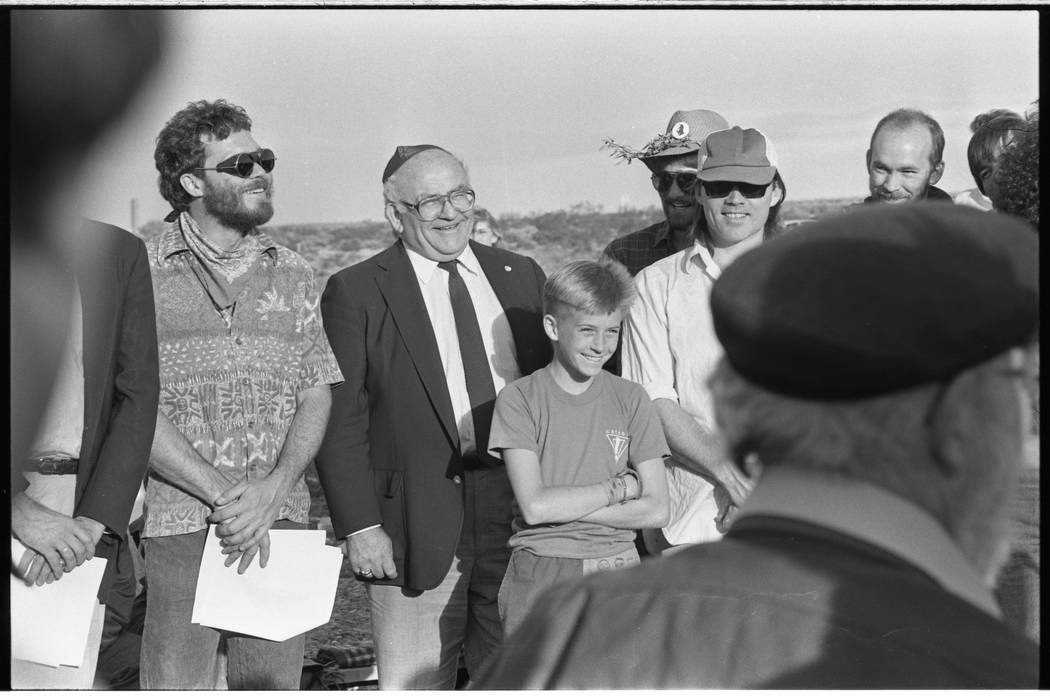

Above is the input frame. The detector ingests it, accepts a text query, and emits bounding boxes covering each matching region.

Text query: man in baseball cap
[599,109,729,379]
[602,109,730,277]
[621,126,785,557]
[475,203,1039,688]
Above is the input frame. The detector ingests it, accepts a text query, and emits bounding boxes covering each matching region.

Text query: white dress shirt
[29,279,84,461]
[405,244,521,457]
[953,187,994,212]
[622,241,724,546]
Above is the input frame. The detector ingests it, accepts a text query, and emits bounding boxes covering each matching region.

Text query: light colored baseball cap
[699,127,779,184]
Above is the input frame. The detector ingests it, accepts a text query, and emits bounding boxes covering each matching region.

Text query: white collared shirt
[953,187,994,212]
[29,278,84,460]
[621,241,724,546]
[404,244,521,456]
[738,465,1002,619]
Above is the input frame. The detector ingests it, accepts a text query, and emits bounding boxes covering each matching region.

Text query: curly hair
[965,109,1026,194]
[154,99,254,212]
[992,105,1039,229]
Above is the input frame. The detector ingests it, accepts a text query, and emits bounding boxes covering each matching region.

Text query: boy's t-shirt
[488,365,670,559]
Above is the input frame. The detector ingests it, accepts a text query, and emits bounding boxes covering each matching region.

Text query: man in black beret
[474,202,1039,689]
[315,145,550,688]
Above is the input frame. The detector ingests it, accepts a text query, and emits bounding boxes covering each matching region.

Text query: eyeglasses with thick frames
[651,172,698,193]
[195,148,276,178]
[701,180,772,199]
[399,188,476,222]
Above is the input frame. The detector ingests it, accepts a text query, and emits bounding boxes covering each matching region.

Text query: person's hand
[716,460,755,507]
[343,527,397,581]
[209,477,284,555]
[74,516,107,547]
[11,494,96,585]
[714,483,740,534]
[221,530,271,574]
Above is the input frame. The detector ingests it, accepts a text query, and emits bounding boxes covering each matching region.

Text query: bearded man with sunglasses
[315,145,550,689]
[140,99,343,689]
[622,127,786,556]
[600,110,729,379]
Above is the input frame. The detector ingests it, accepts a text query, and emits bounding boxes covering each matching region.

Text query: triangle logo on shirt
[606,430,630,462]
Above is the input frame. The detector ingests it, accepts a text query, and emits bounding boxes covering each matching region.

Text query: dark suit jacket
[476,515,1039,689]
[16,220,159,597]
[316,240,550,590]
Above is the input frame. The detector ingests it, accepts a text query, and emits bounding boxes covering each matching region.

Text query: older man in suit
[11,219,159,689]
[315,145,550,689]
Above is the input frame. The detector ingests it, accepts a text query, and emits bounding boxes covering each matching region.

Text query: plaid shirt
[143,220,343,538]
[601,220,679,277]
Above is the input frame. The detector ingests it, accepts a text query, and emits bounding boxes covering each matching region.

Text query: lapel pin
[504,265,512,272]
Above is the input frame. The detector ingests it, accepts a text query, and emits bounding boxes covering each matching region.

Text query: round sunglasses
[195,148,276,178]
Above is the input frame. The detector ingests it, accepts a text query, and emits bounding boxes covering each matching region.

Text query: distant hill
[139,197,860,286]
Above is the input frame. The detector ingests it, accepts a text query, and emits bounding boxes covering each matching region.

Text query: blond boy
[488,259,669,636]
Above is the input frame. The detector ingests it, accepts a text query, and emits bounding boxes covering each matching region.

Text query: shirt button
[452,475,462,485]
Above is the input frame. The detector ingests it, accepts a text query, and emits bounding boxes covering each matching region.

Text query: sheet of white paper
[191,526,342,642]
[10,538,107,668]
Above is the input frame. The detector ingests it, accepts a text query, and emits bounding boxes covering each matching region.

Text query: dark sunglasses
[700,180,771,198]
[195,148,276,178]
[651,172,698,193]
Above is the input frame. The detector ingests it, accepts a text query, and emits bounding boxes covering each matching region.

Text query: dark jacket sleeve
[315,270,382,537]
[75,235,159,536]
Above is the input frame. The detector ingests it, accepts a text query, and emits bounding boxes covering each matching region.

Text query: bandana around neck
[178,212,264,312]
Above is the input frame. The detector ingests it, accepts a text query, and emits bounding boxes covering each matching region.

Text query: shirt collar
[736,466,1002,619]
[682,239,722,279]
[404,242,482,286]
[650,220,672,249]
[158,215,278,261]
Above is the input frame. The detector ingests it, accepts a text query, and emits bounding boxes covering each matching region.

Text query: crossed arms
[503,449,669,530]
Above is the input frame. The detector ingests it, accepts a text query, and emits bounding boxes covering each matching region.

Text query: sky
[64,8,1039,230]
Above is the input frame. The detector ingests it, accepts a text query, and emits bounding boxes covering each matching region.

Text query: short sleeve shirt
[144,222,343,537]
[488,366,669,559]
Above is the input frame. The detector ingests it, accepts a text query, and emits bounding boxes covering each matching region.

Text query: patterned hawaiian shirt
[143,220,343,537]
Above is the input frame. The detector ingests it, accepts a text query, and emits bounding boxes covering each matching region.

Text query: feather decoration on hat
[602,134,699,163]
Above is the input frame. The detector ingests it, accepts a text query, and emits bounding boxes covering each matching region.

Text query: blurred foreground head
[11,10,167,238]
[709,203,1038,581]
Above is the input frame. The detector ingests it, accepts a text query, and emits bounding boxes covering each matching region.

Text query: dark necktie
[437,260,498,467]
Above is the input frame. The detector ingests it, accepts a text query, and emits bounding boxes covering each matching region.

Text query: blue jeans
[140,521,306,689]
[367,466,512,689]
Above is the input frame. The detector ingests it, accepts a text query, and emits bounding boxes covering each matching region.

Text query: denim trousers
[367,466,513,689]
[139,521,306,689]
